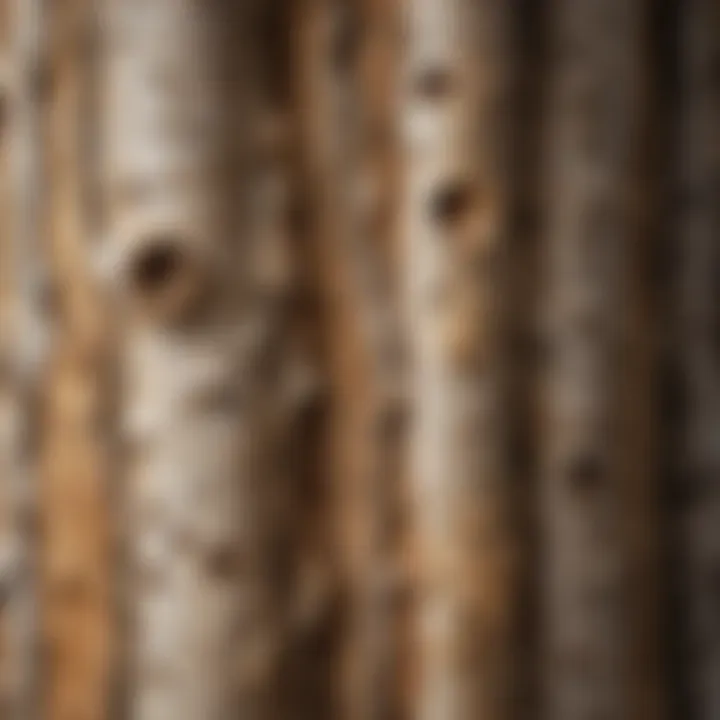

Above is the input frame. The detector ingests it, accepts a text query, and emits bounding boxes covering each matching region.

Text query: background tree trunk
[675,2,720,717]
[538,1,646,718]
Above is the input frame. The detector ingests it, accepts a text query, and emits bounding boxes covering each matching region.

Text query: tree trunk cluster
[0,1,717,719]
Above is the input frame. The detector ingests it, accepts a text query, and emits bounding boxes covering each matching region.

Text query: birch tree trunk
[675,2,720,717]
[539,1,645,717]
[101,1,295,717]
[400,1,518,717]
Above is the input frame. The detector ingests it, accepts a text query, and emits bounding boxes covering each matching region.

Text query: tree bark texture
[0,3,710,720]
[298,1,411,718]
[675,1,720,718]
[6,0,51,716]
[101,1,297,717]
[400,0,518,718]
[539,1,646,718]
[41,0,113,718]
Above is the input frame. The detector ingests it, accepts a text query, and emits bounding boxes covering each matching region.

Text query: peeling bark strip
[6,0,50,717]
[400,1,517,718]
[101,2,294,718]
[539,1,644,718]
[676,1,720,717]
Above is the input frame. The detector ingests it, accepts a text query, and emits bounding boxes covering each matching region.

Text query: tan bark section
[354,1,410,717]
[297,0,410,717]
[41,1,114,718]
[400,0,518,718]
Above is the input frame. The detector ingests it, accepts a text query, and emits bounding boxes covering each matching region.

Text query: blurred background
[0,0,717,719]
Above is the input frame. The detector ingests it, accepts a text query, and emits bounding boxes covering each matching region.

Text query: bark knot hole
[129,233,205,324]
[414,67,454,100]
[568,453,605,493]
[205,543,247,581]
[133,241,183,293]
[430,180,474,228]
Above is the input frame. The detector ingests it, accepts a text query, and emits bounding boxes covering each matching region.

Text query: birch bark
[102,2,295,717]
[400,0,518,717]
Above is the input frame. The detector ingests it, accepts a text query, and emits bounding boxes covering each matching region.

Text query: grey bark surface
[539,1,645,718]
[675,2,720,717]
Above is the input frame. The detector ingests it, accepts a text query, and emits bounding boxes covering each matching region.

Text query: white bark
[400,0,517,718]
[101,2,294,718]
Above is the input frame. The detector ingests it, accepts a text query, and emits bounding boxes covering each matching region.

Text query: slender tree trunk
[509,3,548,716]
[400,0,518,718]
[42,1,114,718]
[619,10,668,717]
[538,1,645,717]
[298,1,410,717]
[675,1,720,717]
[352,2,410,715]
[101,1,295,717]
